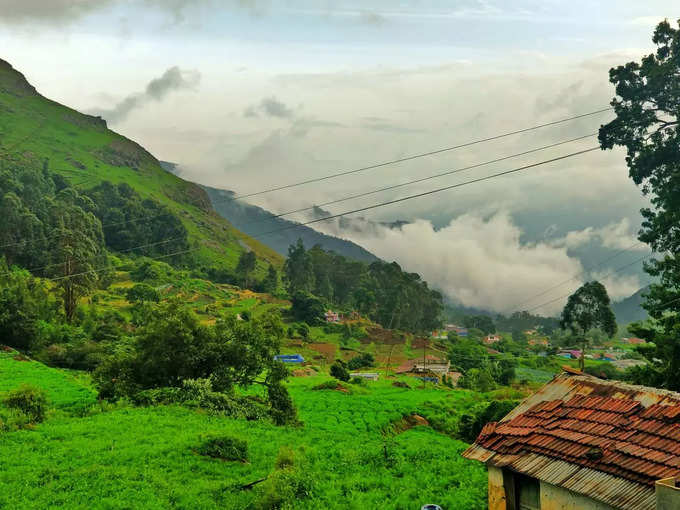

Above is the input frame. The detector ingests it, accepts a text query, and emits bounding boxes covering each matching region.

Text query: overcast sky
[1,1,676,314]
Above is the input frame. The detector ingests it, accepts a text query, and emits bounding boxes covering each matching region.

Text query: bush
[349,376,366,385]
[4,384,48,423]
[458,399,518,443]
[197,435,248,462]
[312,380,342,391]
[347,352,374,370]
[132,379,270,421]
[126,283,160,304]
[330,361,350,382]
[253,449,314,510]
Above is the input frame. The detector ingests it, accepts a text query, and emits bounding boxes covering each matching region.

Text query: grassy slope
[0,59,282,272]
[0,350,96,413]
[0,355,486,510]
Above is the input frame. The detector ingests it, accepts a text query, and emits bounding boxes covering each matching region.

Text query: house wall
[488,466,508,510]
[539,482,616,510]
[656,478,680,510]
[486,467,616,510]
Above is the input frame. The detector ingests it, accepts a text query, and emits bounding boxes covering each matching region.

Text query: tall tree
[283,239,314,294]
[48,189,106,321]
[560,281,617,371]
[236,250,257,289]
[261,263,279,293]
[599,19,680,387]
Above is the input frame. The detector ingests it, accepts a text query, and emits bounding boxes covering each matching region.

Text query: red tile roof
[463,373,680,510]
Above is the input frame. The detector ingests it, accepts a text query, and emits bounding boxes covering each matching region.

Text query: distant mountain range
[160,163,379,263]
[612,286,649,325]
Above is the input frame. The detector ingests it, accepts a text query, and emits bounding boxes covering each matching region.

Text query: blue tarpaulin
[274,354,305,363]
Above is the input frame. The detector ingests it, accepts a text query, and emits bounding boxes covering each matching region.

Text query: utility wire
[241,133,597,228]
[510,240,645,311]
[40,147,600,282]
[229,107,612,201]
[251,147,601,239]
[525,252,654,314]
[0,237,186,278]
[0,110,609,251]
[48,247,198,282]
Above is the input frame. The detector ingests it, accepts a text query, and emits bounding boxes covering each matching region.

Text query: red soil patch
[1,345,13,352]
[308,343,336,361]
[13,354,30,362]
[359,327,406,345]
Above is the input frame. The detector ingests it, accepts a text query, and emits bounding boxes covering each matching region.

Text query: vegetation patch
[197,435,249,462]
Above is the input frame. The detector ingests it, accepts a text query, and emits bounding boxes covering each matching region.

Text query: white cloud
[551,218,646,252]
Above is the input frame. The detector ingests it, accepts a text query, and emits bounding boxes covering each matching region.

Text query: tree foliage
[84,181,189,257]
[283,240,442,333]
[599,19,680,389]
[560,281,616,370]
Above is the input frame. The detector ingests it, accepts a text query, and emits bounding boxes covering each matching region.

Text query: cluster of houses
[395,355,462,385]
[432,324,469,339]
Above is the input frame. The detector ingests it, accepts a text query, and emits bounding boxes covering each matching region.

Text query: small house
[273,354,305,363]
[463,371,680,510]
[445,324,469,337]
[622,337,647,345]
[484,334,502,345]
[325,310,340,323]
[395,356,451,378]
[350,372,379,381]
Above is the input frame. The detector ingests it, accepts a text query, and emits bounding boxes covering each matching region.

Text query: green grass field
[0,355,486,510]
[0,350,97,414]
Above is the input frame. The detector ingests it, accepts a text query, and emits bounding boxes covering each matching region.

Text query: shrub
[4,384,48,423]
[125,283,160,304]
[268,382,298,426]
[458,399,518,443]
[197,435,248,462]
[253,449,314,510]
[347,352,374,370]
[330,361,350,382]
[349,376,366,385]
[312,380,343,390]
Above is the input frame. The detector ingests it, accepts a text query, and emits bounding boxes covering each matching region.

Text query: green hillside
[0,352,486,510]
[0,58,281,272]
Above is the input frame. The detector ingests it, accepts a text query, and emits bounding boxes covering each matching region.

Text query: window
[516,474,540,510]
[503,471,541,510]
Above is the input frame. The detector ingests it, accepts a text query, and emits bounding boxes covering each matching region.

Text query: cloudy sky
[1,1,676,314]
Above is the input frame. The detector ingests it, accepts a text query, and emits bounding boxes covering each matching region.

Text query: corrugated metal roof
[463,373,680,510]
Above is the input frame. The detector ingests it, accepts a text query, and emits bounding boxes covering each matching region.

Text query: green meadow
[0,353,486,510]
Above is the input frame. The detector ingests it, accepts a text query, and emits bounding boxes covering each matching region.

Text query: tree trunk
[580,336,586,372]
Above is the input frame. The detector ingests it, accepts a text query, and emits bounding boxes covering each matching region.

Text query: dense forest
[283,240,443,333]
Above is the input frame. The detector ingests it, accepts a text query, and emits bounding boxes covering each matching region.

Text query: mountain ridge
[0,58,282,273]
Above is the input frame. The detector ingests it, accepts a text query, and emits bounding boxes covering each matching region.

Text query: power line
[251,147,601,239]
[48,247,198,282]
[524,252,654,314]
[242,132,597,228]
[510,240,645,312]
[0,237,186,278]
[229,107,612,201]
[39,147,600,282]
[0,110,609,252]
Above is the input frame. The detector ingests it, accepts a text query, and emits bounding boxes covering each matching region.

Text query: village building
[444,324,469,337]
[528,338,549,347]
[324,310,340,323]
[622,337,647,345]
[484,334,502,345]
[395,356,452,378]
[273,354,305,363]
[557,349,582,359]
[463,371,680,510]
[349,372,379,381]
[611,359,647,371]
